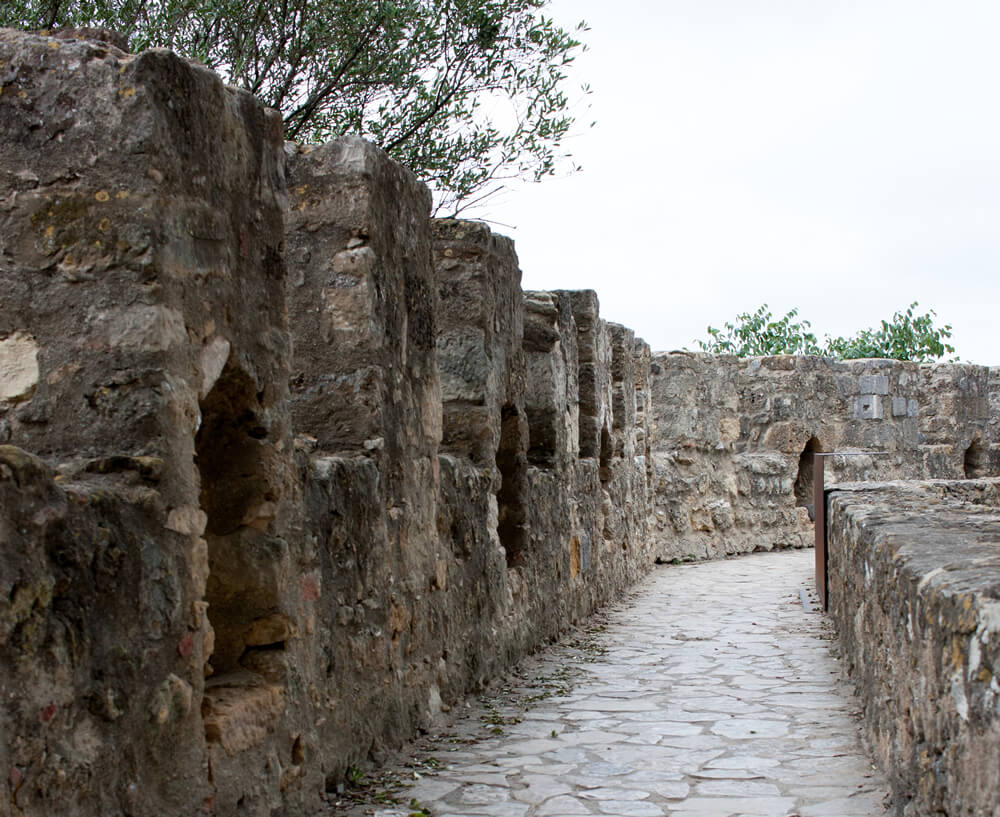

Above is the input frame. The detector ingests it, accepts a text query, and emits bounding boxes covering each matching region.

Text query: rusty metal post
[811,450,888,612]
[813,453,827,611]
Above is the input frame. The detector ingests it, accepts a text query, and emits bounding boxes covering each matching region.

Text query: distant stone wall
[826,480,1000,816]
[648,353,999,561]
[0,29,653,817]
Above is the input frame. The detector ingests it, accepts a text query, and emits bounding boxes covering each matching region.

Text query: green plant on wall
[0,0,590,216]
[696,302,954,362]
[697,304,822,357]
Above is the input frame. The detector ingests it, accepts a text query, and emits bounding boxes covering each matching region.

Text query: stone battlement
[0,29,653,816]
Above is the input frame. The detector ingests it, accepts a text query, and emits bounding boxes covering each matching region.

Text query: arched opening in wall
[964,439,989,478]
[196,362,284,683]
[598,427,613,485]
[794,437,823,510]
[496,404,527,568]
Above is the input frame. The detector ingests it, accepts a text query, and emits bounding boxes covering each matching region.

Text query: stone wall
[648,353,999,561]
[826,480,1000,816]
[0,30,653,817]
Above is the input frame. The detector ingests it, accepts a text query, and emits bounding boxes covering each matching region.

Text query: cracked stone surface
[339,550,890,817]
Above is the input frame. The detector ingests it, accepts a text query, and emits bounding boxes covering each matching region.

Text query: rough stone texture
[0,27,289,817]
[648,353,999,561]
[826,479,1000,816]
[0,29,654,817]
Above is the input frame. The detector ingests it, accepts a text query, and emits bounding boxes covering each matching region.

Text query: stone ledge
[827,478,1000,816]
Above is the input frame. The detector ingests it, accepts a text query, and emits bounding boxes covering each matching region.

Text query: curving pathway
[342,549,890,817]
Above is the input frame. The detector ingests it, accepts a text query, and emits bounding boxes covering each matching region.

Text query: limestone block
[858,374,890,395]
[1,28,294,817]
[203,674,285,755]
[0,333,39,402]
[853,395,884,420]
[523,292,579,467]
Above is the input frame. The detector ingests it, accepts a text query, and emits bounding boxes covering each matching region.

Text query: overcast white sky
[485,0,1000,364]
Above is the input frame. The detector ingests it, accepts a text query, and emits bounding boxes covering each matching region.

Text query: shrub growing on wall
[696,302,954,362]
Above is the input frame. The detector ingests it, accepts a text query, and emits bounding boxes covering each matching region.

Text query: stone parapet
[648,353,998,562]
[826,479,1000,816]
[0,28,654,817]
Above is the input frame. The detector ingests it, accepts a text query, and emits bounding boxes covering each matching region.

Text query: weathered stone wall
[826,480,1000,816]
[0,29,653,817]
[0,27,289,816]
[649,353,999,561]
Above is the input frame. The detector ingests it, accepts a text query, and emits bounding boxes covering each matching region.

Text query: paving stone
[594,800,664,816]
[343,550,891,817]
[579,786,652,800]
[710,719,790,738]
[694,779,783,796]
[577,761,634,778]
[535,795,595,815]
[460,783,512,804]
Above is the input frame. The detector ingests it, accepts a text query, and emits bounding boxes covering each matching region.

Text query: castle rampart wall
[0,29,653,816]
[649,353,999,561]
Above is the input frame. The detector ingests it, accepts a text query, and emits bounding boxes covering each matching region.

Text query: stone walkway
[339,550,890,817]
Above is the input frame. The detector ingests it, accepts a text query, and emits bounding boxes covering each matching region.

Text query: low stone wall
[0,29,653,817]
[827,479,1000,816]
[648,353,999,562]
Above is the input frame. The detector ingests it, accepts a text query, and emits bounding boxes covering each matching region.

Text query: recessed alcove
[964,439,989,479]
[496,404,527,568]
[599,427,613,485]
[197,365,287,653]
[794,437,824,509]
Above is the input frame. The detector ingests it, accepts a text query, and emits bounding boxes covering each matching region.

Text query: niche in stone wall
[196,362,286,682]
[794,437,824,510]
[599,427,613,485]
[496,404,527,568]
[965,438,990,479]
[526,404,556,467]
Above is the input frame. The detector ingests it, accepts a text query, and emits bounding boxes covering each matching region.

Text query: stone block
[0,27,296,817]
[566,291,612,460]
[858,374,890,395]
[853,395,884,420]
[892,396,909,417]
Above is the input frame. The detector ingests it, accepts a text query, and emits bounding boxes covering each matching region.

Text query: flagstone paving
[338,549,890,817]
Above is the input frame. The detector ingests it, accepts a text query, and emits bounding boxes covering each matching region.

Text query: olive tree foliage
[1,0,589,214]
[696,303,955,362]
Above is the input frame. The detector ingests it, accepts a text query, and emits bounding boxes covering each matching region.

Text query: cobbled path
[340,549,890,817]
